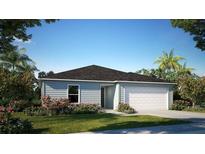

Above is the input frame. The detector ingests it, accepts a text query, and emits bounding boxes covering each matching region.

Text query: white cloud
[14,37,32,44]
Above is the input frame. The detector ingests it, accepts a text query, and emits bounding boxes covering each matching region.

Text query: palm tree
[178,63,194,75]
[136,68,151,76]
[154,49,184,72]
[0,48,37,72]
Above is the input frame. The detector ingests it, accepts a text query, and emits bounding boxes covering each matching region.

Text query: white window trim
[67,84,81,103]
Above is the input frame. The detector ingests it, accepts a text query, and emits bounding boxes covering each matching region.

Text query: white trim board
[40,78,176,85]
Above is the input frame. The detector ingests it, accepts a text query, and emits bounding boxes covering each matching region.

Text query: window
[68,85,79,103]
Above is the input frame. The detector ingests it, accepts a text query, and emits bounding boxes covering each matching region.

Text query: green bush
[118,103,135,114]
[200,102,205,108]
[177,77,205,107]
[0,118,33,134]
[10,99,41,112]
[171,100,192,111]
[72,104,101,114]
[24,107,49,116]
[0,68,36,101]
[24,104,102,116]
[12,100,33,112]
[183,107,205,112]
[31,99,41,107]
[59,104,75,114]
[0,98,11,106]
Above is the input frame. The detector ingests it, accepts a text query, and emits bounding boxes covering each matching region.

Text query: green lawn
[14,113,187,134]
[183,108,205,113]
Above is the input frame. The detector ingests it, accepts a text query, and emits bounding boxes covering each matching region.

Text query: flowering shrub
[118,103,135,114]
[0,105,14,123]
[24,103,102,116]
[41,96,70,109]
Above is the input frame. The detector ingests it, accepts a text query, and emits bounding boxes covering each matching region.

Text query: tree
[136,68,154,77]
[0,19,57,53]
[171,19,205,51]
[154,49,184,72]
[0,68,36,100]
[0,48,36,72]
[178,63,194,76]
[46,71,54,76]
[38,71,46,78]
[38,71,54,78]
[177,76,205,107]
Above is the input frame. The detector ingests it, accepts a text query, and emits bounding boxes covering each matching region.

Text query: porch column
[168,87,173,110]
[113,83,120,110]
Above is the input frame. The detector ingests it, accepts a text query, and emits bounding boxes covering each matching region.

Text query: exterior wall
[43,80,102,105]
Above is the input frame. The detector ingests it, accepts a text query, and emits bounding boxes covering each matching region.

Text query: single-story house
[39,65,175,111]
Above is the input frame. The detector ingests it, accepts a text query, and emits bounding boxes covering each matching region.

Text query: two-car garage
[122,84,171,111]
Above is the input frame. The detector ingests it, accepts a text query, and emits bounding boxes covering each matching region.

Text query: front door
[101,87,105,108]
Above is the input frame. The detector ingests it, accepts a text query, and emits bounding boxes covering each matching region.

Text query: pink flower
[6,106,14,113]
[0,106,5,112]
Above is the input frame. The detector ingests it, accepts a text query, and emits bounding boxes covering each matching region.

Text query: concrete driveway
[92,122,205,134]
[90,110,205,134]
[135,110,205,122]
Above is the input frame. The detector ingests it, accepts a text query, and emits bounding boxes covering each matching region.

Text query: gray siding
[43,81,102,105]
[80,83,101,104]
[45,81,67,98]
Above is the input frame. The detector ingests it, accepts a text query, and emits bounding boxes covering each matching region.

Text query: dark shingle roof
[45,65,169,83]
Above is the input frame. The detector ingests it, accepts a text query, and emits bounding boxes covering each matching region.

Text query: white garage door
[125,86,168,110]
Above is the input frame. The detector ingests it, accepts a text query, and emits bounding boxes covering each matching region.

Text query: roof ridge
[52,65,128,75]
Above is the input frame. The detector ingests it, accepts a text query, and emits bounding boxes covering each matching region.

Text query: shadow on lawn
[28,113,119,123]
[90,121,161,132]
[30,128,50,134]
[89,119,187,132]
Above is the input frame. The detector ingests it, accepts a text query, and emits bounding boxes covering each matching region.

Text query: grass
[14,112,187,134]
[183,108,205,113]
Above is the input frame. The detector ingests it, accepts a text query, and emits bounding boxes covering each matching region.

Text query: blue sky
[20,19,205,76]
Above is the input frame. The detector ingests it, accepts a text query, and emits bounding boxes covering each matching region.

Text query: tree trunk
[12,64,15,71]
[192,101,196,108]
